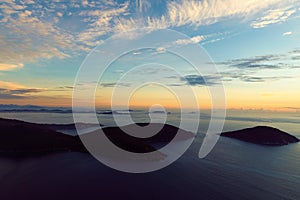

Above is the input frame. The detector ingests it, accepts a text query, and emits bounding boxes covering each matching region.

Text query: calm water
[0,111,299,199]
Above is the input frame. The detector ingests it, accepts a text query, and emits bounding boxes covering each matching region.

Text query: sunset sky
[0,0,300,111]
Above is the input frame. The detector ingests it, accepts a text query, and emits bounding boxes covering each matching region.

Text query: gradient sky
[0,0,300,111]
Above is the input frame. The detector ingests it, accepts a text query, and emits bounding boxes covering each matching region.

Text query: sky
[0,0,300,111]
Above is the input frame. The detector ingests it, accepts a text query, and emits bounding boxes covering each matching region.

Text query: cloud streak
[0,63,23,71]
[0,81,45,99]
[283,31,293,36]
[240,76,293,83]
[0,87,43,99]
[218,51,300,70]
[162,0,299,28]
[181,75,220,86]
[174,35,205,45]
[251,7,296,28]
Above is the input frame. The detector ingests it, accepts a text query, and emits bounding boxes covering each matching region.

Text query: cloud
[57,12,63,17]
[99,82,131,88]
[181,75,220,86]
[82,0,88,7]
[0,81,45,99]
[292,56,300,60]
[0,0,130,65]
[1,0,300,67]
[77,2,130,46]
[215,49,300,73]
[155,47,166,53]
[0,63,23,71]
[216,51,300,71]
[217,50,300,83]
[77,0,300,41]
[0,81,26,90]
[165,0,298,28]
[290,49,300,54]
[283,31,293,36]
[284,107,300,111]
[0,1,74,65]
[11,88,43,94]
[0,90,26,99]
[219,70,294,83]
[240,76,292,82]
[174,35,205,45]
[251,8,296,28]
[0,87,43,99]
[218,54,284,69]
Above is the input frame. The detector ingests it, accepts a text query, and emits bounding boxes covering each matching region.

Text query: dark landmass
[0,118,87,154]
[0,118,194,156]
[43,122,101,132]
[221,126,299,145]
[101,123,194,153]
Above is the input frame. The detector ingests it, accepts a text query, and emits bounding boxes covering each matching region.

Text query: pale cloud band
[283,31,293,36]
[0,63,23,71]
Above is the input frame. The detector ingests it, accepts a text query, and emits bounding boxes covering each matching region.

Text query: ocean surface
[0,110,299,199]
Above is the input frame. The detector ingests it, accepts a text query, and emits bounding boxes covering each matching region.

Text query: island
[221,126,299,146]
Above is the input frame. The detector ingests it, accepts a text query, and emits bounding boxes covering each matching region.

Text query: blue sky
[0,0,300,110]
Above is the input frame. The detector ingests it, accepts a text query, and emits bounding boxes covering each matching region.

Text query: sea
[0,109,299,199]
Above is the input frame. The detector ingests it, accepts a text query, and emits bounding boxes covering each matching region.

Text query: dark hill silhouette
[0,118,194,155]
[221,126,299,145]
[101,123,194,153]
[0,118,87,154]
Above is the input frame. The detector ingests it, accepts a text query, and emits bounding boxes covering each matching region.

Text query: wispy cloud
[283,31,293,36]
[181,75,220,86]
[99,82,131,88]
[77,2,130,46]
[216,50,300,83]
[251,7,296,28]
[218,54,283,69]
[218,51,300,70]
[0,80,45,99]
[240,75,293,83]
[165,0,299,28]
[0,0,129,66]
[1,0,299,67]
[174,35,205,45]
[0,81,27,90]
[0,63,23,71]
[0,86,43,99]
[0,1,74,66]
[107,0,300,35]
